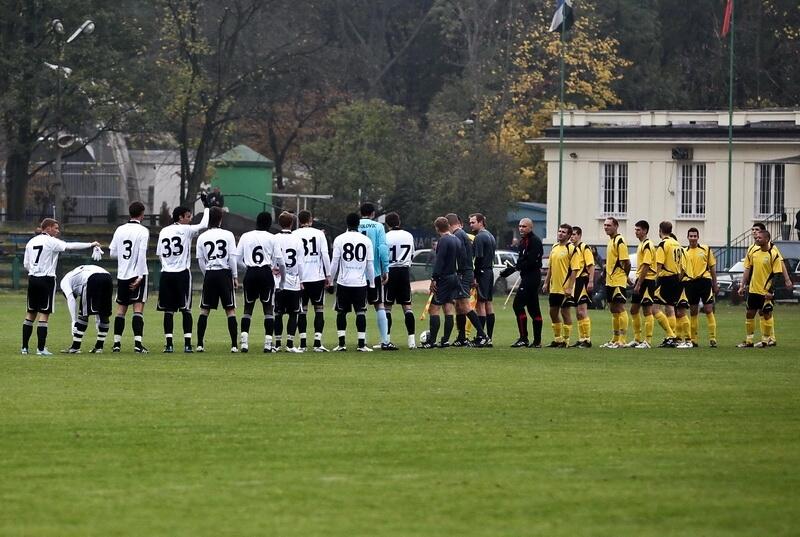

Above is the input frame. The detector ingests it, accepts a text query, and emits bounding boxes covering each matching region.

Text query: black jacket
[502,233,543,281]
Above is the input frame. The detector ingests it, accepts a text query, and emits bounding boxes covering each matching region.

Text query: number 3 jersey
[109,220,150,280]
[331,231,374,287]
[156,209,209,272]
[196,227,238,277]
[274,230,305,291]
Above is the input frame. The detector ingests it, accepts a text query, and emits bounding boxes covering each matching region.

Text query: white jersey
[109,220,150,280]
[236,230,284,268]
[24,233,94,277]
[293,226,331,282]
[331,231,375,287]
[196,227,238,276]
[274,230,305,291]
[156,209,209,272]
[60,265,109,324]
[386,229,415,268]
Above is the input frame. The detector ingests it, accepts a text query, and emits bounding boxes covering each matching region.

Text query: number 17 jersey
[386,229,415,268]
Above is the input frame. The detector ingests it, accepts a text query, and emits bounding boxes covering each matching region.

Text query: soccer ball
[419,330,431,344]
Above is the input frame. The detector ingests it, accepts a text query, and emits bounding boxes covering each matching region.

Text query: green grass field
[1,292,799,536]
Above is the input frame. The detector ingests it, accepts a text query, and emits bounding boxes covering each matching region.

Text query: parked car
[718,257,800,303]
[410,248,521,294]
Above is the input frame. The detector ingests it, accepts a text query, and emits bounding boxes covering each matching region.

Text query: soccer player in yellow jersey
[746,222,792,344]
[627,220,658,348]
[654,222,684,347]
[684,228,719,347]
[737,230,791,347]
[542,224,580,347]
[569,226,595,348]
[601,217,630,348]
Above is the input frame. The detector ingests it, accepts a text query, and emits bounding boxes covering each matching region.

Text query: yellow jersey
[548,242,580,294]
[684,244,716,280]
[744,245,783,296]
[636,238,657,281]
[573,242,595,278]
[655,237,683,277]
[606,234,629,287]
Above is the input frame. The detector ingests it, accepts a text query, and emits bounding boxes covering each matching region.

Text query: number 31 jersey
[386,229,415,268]
[156,209,209,272]
[293,226,331,283]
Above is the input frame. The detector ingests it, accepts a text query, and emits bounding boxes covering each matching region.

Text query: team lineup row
[19,199,792,355]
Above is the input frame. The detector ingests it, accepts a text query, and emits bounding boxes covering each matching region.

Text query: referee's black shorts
[476,270,494,301]
[157,270,192,312]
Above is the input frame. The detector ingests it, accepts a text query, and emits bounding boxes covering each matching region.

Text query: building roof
[212,145,274,168]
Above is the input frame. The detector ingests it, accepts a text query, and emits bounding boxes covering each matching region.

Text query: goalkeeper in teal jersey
[358,202,396,350]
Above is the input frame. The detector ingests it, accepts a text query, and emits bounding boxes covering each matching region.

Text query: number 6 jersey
[156,209,209,272]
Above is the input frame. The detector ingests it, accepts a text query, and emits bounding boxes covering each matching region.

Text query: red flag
[721,0,733,37]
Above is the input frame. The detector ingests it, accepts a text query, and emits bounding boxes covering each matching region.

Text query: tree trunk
[5,150,32,221]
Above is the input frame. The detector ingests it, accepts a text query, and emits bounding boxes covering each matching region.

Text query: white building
[531,110,800,248]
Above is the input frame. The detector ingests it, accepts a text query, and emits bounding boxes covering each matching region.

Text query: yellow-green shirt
[744,245,783,295]
[549,242,580,294]
[606,234,629,287]
[684,244,716,280]
[636,238,657,281]
[656,237,683,277]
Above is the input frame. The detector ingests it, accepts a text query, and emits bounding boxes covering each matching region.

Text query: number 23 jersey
[196,227,238,275]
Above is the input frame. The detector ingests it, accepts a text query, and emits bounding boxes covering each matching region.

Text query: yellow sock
[745,319,755,342]
[690,315,699,343]
[576,318,585,340]
[562,323,572,343]
[766,317,775,340]
[668,315,677,334]
[612,313,620,341]
[654,311,675,338]
[706,312,717,341]
[644,313,654,344]
[679,316,690,341]
[552,322,562,341]
[632,311,641,342]
[585,317,592,340]
[759,319,769,342]
[618,311,628,343]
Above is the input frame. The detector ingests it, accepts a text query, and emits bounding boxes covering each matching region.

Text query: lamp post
[48,18,95,220]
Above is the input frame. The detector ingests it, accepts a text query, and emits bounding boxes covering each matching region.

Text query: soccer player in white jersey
[236,211,285,353]
[331,213,375,352]
[273,212,306,352]
[384,212,416,348]
[109,201,150,353]
[21,218,100,355]
[59,265,113,354]
[294,210,332,351]
[156,203,210,353]
[196,207,239,352]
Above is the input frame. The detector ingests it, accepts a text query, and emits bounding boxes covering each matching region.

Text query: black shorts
[243,266,275,305]
[200,269,235,310]
[157,270,192,312]
[549,293,571,308]
[654,275,681,306]
[82,273,113,317]
[432,274,460,306]
[275,289,302,314]
[632,279,657,305]
[336,285,368,312]
[606,285,628,304]
[476,270,494,301]
[457,271,473,300]
[685,278,715,306]
[27,275,56,314]
[301,280,326,307]
[116,276,148,305]
[572,276,591,306]
[746,292,773,313]
[385,267,412,306]
[367,276,385,304]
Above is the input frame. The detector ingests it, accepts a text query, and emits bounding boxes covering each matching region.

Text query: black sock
[443,314,454,343]
[533,314,543,345]
[114,315,125,341]
[456,314,466,340]
[466,310,485,338]
[37,321,48,351]
[386,311,393,335]
[265,315,274,337]
[164,313,174,346]
[486,313,495,338]
[337,312,347,346]
[356,312,366,347]
[287,313,298,342]
[22,319,33,349]
[241,314,251,334]
[132,313,144,348]
[298,313,307,346]
[182,311,193,346]
[72,317,88,350]
[97,316,109,349]
[197,314,208,347]
[314,311,324,335]
[274,314,284,337]
[429,315,441,343]
[478,315,487,331]
[227,315,238,347]
[404,310,415,335]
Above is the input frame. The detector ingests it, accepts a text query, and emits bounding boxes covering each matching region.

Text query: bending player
[60,264,113,354]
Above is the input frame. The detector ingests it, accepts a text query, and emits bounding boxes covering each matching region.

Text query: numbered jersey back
[24,233,67,277]
[293,226,329,282]
[386,229,415,268]
[157,223,197,272]
[275,231,305,291]
[236,230,282,269]
[196,228,236,271]
[333,231,374,287]
[110,221,149,280]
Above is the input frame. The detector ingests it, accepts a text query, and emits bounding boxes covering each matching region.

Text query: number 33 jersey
[331,231,374,287]
[156,210,209,272]
[274,230,305,291]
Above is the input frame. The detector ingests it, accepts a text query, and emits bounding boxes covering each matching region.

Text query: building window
[600,162,628,217]
[755,163,785,219]
[677,163,706,218]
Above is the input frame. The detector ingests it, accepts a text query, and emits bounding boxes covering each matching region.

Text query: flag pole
[557,14,566,226]
[725,0,735,268]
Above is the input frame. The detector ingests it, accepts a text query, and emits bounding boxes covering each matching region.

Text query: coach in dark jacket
[501,218,543,347]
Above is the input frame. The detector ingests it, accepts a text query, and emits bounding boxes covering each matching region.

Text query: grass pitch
[1,292,799,536]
